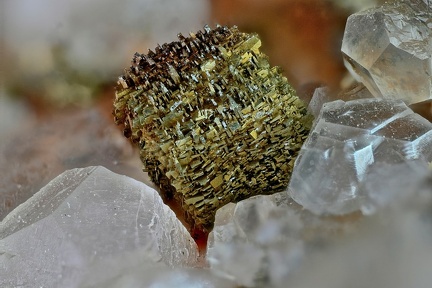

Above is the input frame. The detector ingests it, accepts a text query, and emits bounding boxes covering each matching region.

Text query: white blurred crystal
[209,160,432,288]
[82,259,235,288]
[286,171,432,288]
[207,192,361,288]
[341,0,432,104]
[288,98,432,215]
[0,166,198,287]
[207,193,304,287]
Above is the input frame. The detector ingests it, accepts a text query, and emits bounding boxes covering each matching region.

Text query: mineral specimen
[0,167,198,287]
[207,192,305,287]
[114,25,311,230]
[285,169,432,288]
[207,191,359,287]
[341,0,432,104]
[209,160,432,288]
[288,98,432,215]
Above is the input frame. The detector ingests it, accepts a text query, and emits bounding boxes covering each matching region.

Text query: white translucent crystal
[358,160,429,214]
[285,170,432,288]
[341,0,432,104]
[288,98,432,215]
[308,87,332,118]
[207,191,363,288]
[82,260,235,288]
[209,161,432,288]
[207,193,304,287]
[0,166,198,287]
[308,84,375,119]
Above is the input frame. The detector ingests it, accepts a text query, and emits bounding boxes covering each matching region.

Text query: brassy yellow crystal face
[114,25,312,231]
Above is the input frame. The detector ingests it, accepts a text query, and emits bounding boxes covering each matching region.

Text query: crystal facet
[0,167,198,287]
[288,98,432,215]
[114,25,312,230]
[341,0,432,104]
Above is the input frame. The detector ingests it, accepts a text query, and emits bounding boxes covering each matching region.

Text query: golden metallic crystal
[114,25,312,231]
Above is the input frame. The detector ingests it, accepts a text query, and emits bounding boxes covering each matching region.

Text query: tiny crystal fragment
[114,25,311,230]
[341,0,432,104]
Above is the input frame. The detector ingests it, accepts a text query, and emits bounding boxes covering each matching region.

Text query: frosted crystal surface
[286,170,432,288]
[341,0,432,104]
[207,192,354,287]
[288,98,432,215]
[82,257,235,288]
[207,193,303,287]
[209,163,432,288]
[0,166,198,287]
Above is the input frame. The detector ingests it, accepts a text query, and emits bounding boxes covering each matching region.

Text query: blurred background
[0,0,382,220]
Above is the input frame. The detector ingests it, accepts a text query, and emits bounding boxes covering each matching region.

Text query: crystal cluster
[114,25,311,230]
[0,167,198,287]
[288,98,432,215]
[341,0,432,104]
[208,160,432,288]
[285,169,432,288]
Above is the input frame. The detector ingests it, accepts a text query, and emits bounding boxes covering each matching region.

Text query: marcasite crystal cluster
[114,25,311,230]
[342,0,432,104]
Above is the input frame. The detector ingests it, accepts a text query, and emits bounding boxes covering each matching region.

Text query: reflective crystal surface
[288,98,432,215]
[341,0,432,104]
[0,166,198,287]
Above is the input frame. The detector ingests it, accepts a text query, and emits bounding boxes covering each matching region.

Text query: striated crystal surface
[0,166,198,287]
[114,25,312,230]
[288,98,432,215]
[341,0,432,104]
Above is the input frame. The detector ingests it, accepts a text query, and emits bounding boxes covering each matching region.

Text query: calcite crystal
[0,167,198,287]
[208,158,432,288]
[114,25,311,230]
[288,98,432,215]
[207,191,360,287]
[341,0,432,104]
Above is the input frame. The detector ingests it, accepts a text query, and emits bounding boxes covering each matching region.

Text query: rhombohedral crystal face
[114,25,312,231]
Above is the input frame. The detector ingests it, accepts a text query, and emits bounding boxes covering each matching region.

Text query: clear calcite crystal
[288,98,432,215]
[0,167,198,287]
[341,0,432,104]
